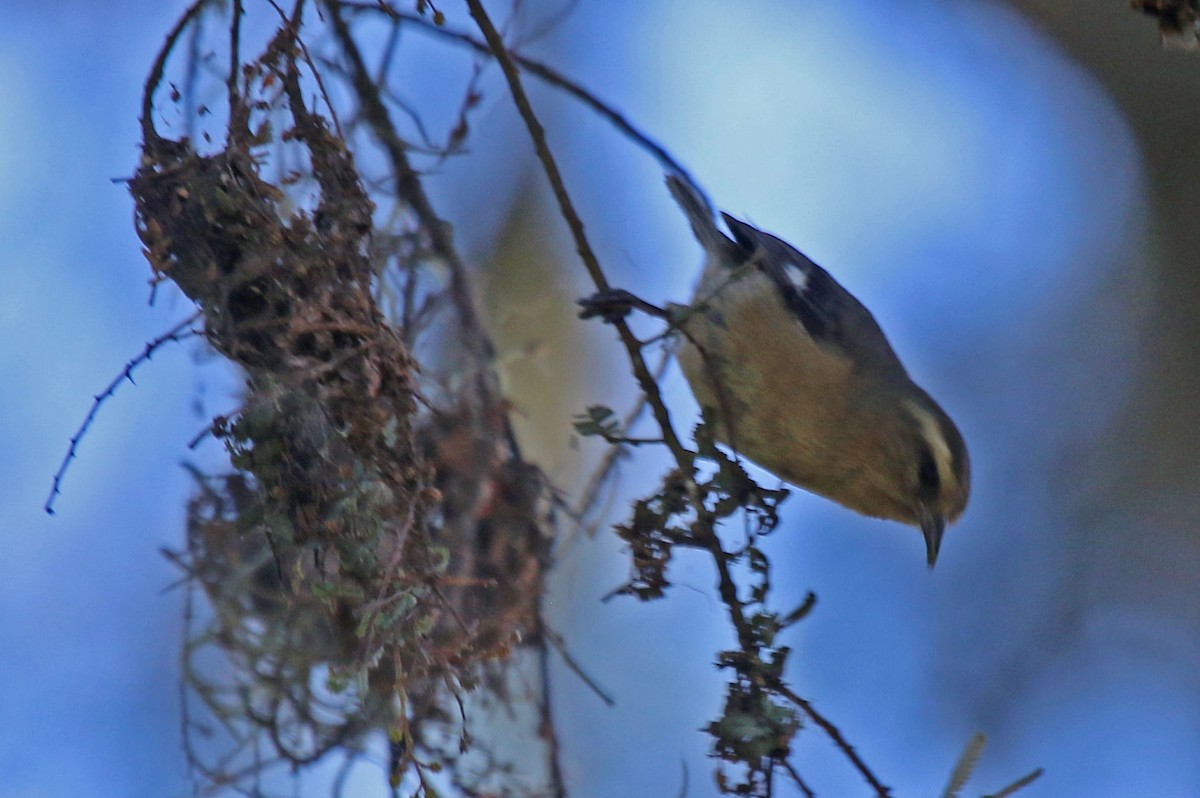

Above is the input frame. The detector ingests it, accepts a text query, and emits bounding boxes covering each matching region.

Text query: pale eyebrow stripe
[905,399,955,490]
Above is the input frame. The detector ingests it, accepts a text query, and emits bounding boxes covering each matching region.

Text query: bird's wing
[720,213,908,377]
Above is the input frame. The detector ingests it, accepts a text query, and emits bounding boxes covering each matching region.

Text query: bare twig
[779,757,815,798]
[142,0,209,146]
[774,684,891,797]
[463,0,692,473]
[228,0,243,113]
[341,1,709,209]
[263,0,346,140]
[536,617,569,798]
[324,0,494,368]
[325,0,528,487]
[510,0,581,49]
[45,312,202,514]
[544,626,616,707]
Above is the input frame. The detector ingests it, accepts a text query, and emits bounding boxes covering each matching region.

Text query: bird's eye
[917,445,940,501]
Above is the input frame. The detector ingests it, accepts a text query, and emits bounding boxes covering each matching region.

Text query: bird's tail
[666,175,731,252]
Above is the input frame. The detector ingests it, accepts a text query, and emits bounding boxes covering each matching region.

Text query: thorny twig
[45,311,202,514]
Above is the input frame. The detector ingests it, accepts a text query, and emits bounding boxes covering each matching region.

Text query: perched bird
[666,176,969,566]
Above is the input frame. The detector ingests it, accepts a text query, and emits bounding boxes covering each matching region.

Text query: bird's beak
[920,511,945,569]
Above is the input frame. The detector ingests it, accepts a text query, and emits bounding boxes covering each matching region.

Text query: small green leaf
[573,405,620,439]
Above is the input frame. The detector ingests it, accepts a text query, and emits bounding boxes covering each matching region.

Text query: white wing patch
[782,260,809,292]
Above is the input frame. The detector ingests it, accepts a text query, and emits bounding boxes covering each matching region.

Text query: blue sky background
[3,1,1195,796]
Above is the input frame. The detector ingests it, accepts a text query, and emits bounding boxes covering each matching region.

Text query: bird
[665,175,969,566]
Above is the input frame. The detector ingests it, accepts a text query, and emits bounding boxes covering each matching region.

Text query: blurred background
[3,0,1199,795]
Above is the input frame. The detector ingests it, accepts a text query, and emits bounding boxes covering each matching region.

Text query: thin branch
[537,611,569,798]
[341,1,709,208]
[324,0,494,367]
[375,14,404,82]
[674,761,689,798]
[699,524,756,647]
[778,757,815,798]
[326,0,530,475]
[775,684,892,797]
[142,0,209,147]
[544,626,616,707]
[462,8,776,777]
[45,312,202,515]
[184,7,204,143]
[265,0,347,140]
[510,0,581,49]
[463,0,693,474]
[228,0,243,113]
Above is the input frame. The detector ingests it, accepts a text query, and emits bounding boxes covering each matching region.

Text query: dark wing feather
[720,213,908,377]
[667,175,739,257]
